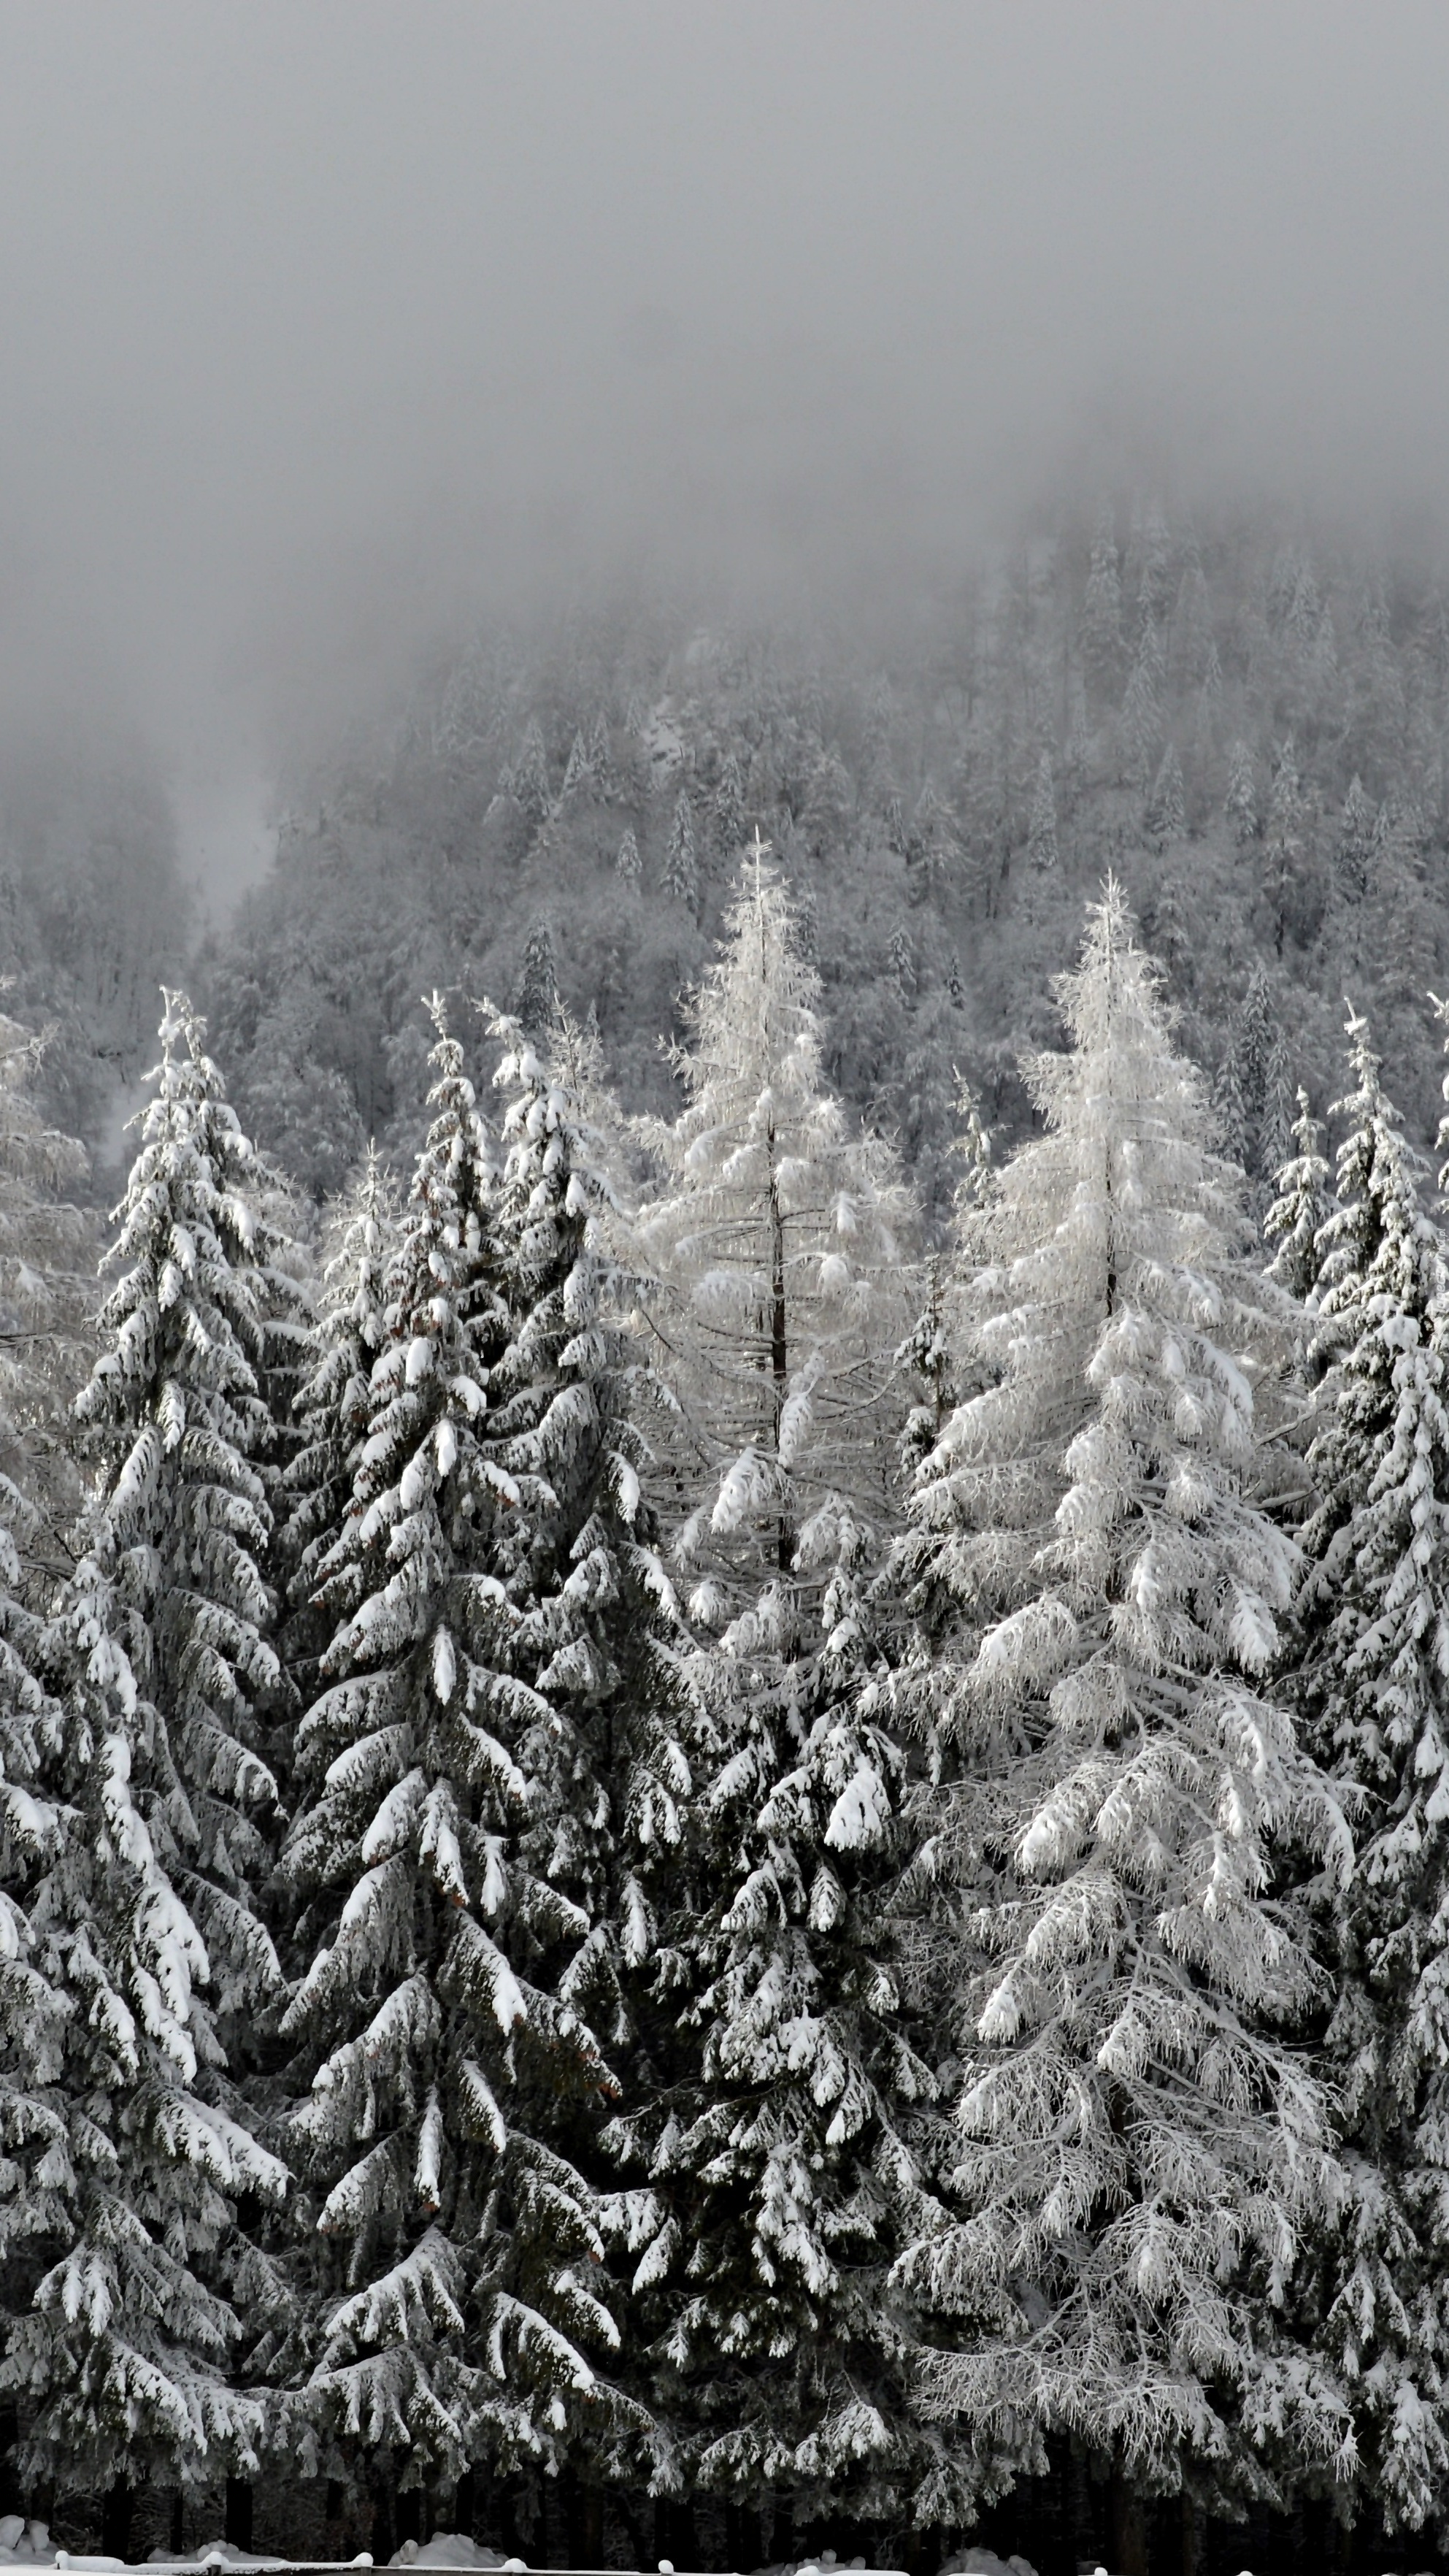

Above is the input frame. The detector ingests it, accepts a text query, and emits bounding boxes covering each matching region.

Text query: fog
[1,1,1446,891]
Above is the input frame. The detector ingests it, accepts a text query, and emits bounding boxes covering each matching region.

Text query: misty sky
[1,1,1447,886]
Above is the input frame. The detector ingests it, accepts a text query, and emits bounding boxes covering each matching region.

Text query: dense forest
[0,499,1448,2576]
[193,497,1449,1224]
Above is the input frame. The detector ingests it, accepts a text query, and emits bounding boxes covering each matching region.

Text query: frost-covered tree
[1285,1009,1449,2534]
[0,1013,95,1541]
[516,919,558,1035]
[615,829,642,889]
[616,848,958,2524]
[508,718,551,827]
[714,750,745,864]
[560,730,592,807]
[1226,739,1259,846]
[1121,622,1164,792]
[279,1144,400,1709]
[892,886,1352,2534]
[1026,754,1058,873]
[67,993,285,2033]
[278,1002,628,2500]
[1335,775,1377,904]
[1146,741,1185,846]
[663,789,699,914]
[1080,505,1123,699]
[1264,1088,1331,1308]
[0,992,291,2503]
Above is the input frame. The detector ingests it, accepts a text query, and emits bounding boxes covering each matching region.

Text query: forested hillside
[197,499,1449,1219]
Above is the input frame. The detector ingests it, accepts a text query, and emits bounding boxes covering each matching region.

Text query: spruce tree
[1080,505,1123,700]
[1264,1088,1331,1308]
[619,847,965,2526]
[517,920,558,1035]
[1226,739,1259,846]
[1287,1008,1449,2535]
[663,789,699,915]
[892,887,1351,2527]
[1146,741,1185,846]
[0,992,290,2502]
[1026,754,1058,873]
[280,1143,400,1710]
[0,1011,95,1543]
[278,1002,626,2500]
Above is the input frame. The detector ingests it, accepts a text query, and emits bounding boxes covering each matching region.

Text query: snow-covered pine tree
[1283,1008,1449,2535]
[517,919,558,1035]
[663,789,699,914]
[1026,754,1058,873]
[69,992,285,2047]
[278,1000,626,2504]
[0,991,291,2504]
[1080,505,1123,701]
[1146,740,1185,846]
[508,718,552,827]
[0,1011,95,1544]
[560,730,592,806]
[615,829,642,889]
[714,751,745,865]
[1264,1088,1331,1308]
[1121,622,1164,793]
[1334,775,1377,904]
[891,885,1352,2539]
[1267,737,1306,958]
[617,845,967,2528]
[1226,738,1259,846]
[588,712,615,802]
[279,1143,400,1711]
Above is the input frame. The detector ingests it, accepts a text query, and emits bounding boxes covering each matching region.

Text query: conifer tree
[618,846,961,2526]
[1080,505,1123,699]
[278,1003,626,2499]
[508,718,552,827]
[588,712,615,802]
[560,730,592,806]
[0,1013,95,1541]
[615,829,642,889]
[1026,753,1058,873]
[1267,737,1306,957]
[517,920,558,1035]
[1265,1090,1331,1307]
[1146,741,1185,846]
[1285,1009,1449,2535]
[69,992,285,2028]
[1226,739,1259,846]
[280,1144,400,1706]
[1121,622,1164,791]
[0,992,291,2502]
[714,751,745,864]
[1335,775,1376,904]
[892,887,1351,2525]
[663,789,699,915]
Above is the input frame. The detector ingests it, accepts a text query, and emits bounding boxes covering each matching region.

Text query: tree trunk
[0,2407,18,2520]
[169,2495,185,2558]
[101,2483,133,2564]
[453,2472,476,2542]
[369,2474,396,2570]
[1180,2491,1203,2576]
[225,2479,253,2551]
[1110,2466,1148,2576]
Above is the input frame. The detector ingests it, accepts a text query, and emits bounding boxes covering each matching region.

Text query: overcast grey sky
[1,1,1446,818]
